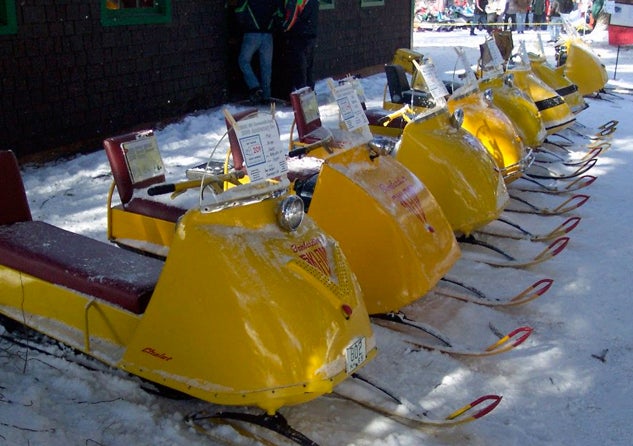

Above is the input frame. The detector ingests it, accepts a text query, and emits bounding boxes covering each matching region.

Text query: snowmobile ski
[566,119,618,139]
[511,174,597,195]
[459,236,570,268]
[370,312,532,357]
[476,215,581,242]
[534,143,605,165]
[505,193,589,216]
[332,374,503,427]
[526,157,597,180]
[186,410,318,446]
[433,277,554,307]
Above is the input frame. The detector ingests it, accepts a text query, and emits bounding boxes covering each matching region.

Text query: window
[101,0,172,26]
[320,0,335,10]
[361,0,384,6]
[0,0,17,35]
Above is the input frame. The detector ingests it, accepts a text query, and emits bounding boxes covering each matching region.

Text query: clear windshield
[192,111,291,213]
[480,36,506,79]
[409,57,449,119]
[451,46,480,97]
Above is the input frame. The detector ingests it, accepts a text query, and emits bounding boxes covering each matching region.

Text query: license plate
[345,337,367,373]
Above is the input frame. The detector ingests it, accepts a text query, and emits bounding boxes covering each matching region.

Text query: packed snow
[2,27,633,445]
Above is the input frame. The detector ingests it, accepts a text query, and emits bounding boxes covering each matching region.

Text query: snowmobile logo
[381,176,434,233]
[292,238,332,278]
[142,347,173,361]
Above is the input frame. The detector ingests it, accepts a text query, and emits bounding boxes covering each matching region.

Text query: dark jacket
[235,0,278,33]
[283,0,319,38]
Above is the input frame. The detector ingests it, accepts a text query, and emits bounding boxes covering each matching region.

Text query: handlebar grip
[288,146,309,158]
[147,183,176,196]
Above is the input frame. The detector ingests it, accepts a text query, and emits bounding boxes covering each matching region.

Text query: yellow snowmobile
[251,98,460,317]
[527,36,588,114]
[555,19,609,97]
[446,46,532,183]
[287,83,532,355]
[506,41,576,135]
[106,106,460,327]
[478,37,548,149]
[362,52,509,236]
[0,148,377,441]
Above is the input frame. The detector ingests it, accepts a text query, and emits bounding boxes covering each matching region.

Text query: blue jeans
[549,16,562,40]
[516,12,526,32]
[238,32,273,99]
[471,12,487,32]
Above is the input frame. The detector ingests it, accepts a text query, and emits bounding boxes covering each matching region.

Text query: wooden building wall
[0,0,411,159]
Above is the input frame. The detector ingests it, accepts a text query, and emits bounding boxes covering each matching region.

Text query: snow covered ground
[2,27,633,445]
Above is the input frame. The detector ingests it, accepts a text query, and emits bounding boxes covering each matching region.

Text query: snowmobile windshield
[195,112,291,213]
[409,58,449,119]
[450,46,480,99]
[479,37,506,80]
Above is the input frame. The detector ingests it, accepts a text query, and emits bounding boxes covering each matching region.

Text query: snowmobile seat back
[290,87,323,142]
[0,150,32,225]
[104,131,186,223]
[103,130,167,205]
[385,64,435,108]
[226,107,259,172]
[385,64,412,104]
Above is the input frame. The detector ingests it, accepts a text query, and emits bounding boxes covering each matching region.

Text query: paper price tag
[122,135,164,184]
[333,82,369,132]
[235,115,288,183]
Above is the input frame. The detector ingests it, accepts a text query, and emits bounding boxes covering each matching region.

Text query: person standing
[515,0,531,32]
[471,0,489,35]
[487,0,506,31]
[281,0,319,95]
[235,0,278,104]
[504,0,518,31]
[547,0,562,42]
[531,0,547,30]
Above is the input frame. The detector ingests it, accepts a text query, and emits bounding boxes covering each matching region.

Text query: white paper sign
[121,135,165,184]
[487,39,505,68]
[418,63,449,101]
[234,115,288,183]
[332,82,369,132]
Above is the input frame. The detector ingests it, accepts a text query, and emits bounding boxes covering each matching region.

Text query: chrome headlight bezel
[451,108,464,129]
[277,195,304,231]
[483,88,494,104]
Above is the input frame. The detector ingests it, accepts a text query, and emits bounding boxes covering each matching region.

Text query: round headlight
[483,88,493,103]
[504,73,515,88]
[451,108,464,129]
[277,195,304,231]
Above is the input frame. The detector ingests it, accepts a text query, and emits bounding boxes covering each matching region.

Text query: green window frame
[0,0,17,35]
[361,0,384,7]
[101,0,172,26]
[320,0,335,10]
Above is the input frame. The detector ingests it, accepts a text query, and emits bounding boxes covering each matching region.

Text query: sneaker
[249,88,263,105]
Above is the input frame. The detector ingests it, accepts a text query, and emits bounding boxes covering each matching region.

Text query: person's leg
[553,16,562,39]
[238,33,262,92]
[517,12,526,32]
[285,38,308,92]
[258,33,273,100]
[304,38,317,90]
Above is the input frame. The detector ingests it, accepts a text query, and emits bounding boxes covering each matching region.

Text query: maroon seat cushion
[0,221,163,314]
[124,197,187,223]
